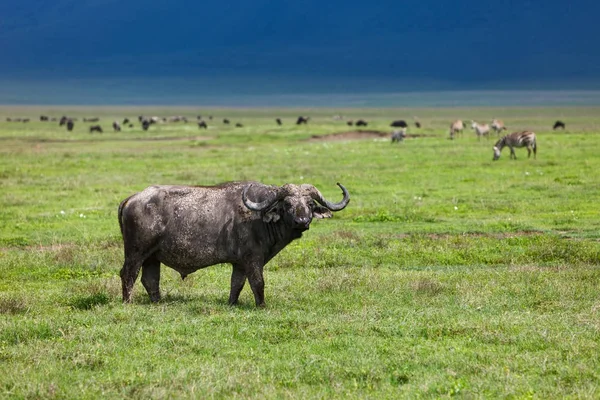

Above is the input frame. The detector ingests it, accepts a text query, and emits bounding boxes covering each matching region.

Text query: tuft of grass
[0,295,29,315]
[70,292,111,310]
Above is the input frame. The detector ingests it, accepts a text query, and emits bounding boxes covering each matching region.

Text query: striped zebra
[449,120,464,139]
[471,120,490,140]
[493,131,537,160]
[491,119,507,135]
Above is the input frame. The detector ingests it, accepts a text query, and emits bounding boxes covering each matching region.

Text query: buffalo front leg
[246,263,266,307]
[228,264,247,306]
[141,255,161,303]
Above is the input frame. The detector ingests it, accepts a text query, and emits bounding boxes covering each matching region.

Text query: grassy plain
[0,105,599,399]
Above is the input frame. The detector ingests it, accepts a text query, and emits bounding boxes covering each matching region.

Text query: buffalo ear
[312,205,332,219]
[262,204,282,223]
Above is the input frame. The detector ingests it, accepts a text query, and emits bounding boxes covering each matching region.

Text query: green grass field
[1,105,599,398]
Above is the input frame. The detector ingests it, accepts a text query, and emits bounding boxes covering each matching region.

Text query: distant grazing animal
[390,120,408,128]
[198,121,208,129]
[347,121,354,126]
[142,120,150,131]
[84,117,99,123]
[413,116,421,128]
[449,120,465,139]
[223,119,230,125]
[22,119,30,123]
[491,119,507,135]
[553,120,566,130]
[40,115,49,121]
[89,125,103,133]
[59,116,69,126]
[197,115,202,120]
[235,123,244,128]
[391,128,407,143]
[112,121,121,132]
[296,116,309,125]
[355,120,368,127]
[118,181,350,306]
[276,118,282,126]
[471,120,491,140]
[209,115,213,120]
[66,120,74,131]
[123,118,130,125]
[129,124,134,128]
[493,131,537,161]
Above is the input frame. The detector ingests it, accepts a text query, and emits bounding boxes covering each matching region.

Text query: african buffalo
[390,120,408,128]
[118,181,350,306]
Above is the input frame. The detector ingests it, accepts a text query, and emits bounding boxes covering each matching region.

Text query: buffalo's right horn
[308,183,350,211]
[242,184,281,211]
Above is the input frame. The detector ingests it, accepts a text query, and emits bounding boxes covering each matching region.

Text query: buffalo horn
[242,184,281,211]
[308,183,350,211]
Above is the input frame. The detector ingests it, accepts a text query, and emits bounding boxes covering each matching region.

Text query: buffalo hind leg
[120,257,143,303]
[228,264,247,305]
[141,255,161,302]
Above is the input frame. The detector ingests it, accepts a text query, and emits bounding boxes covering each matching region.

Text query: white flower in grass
[454,206,458,210]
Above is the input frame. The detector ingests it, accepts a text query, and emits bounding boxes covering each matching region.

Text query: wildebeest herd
[4,112,561,162]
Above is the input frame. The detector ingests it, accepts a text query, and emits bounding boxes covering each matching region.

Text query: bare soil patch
[308,130,434,141]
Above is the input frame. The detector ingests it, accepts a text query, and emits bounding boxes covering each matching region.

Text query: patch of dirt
[308,130,435,141]
[308,130,388,141]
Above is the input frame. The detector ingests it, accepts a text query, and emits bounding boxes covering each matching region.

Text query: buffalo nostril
[295,217,310,227]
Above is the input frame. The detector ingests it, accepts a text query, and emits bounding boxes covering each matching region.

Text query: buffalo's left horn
[242,184,281,211]
[309,183,350,211]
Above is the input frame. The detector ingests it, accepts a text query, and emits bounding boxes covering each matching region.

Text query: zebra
[493,131,537,160]
[449,120,464,139]
[491,119,507,135]
[471,120,491,140]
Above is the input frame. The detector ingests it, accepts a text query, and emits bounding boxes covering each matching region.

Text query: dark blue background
[1,1,598,89]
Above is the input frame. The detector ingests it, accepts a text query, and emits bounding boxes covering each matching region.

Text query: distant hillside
[1,0,599,84]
